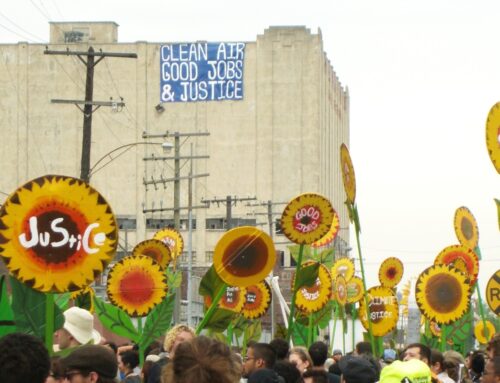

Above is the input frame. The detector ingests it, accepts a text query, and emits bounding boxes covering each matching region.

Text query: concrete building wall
[0,23,350,270]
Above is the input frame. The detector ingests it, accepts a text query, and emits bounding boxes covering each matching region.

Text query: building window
[179,251,197,264]
[117,216,137,230]
[206,218,225,230]
[275,218,283,235]
[229,218,257,228]
[206,251,214,263]
[146,218,174,230]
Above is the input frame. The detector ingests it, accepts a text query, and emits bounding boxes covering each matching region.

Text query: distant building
[0,22,350,331]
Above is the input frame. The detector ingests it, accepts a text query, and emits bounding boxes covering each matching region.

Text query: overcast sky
[1,0,499,301]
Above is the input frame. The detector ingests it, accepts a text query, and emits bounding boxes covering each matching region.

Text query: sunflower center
[119,269,155,306]
[244,290,261,309]
[223,287,240,308]
[461,218,474,240]
[386,267,397,280]
[367,300,386,324]
[426,274,462,313]
[292,205,322,234]
[222,234,268,277]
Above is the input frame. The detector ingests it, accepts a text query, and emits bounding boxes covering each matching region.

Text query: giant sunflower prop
[204,286,247,313]
[358,286,399,336]
[133,239,171,269]
[434,244,479,286]
[415,264,471,325]
[335,275,347,305]
[340,144,356,204]
[486,270,500,316]
[153,228,184,260]
[213,226,275,287]
[378,257,404,288]
[294,261,332,314]
[346,276,364,304]
[107,255,167,317]
[242,281,272,319]
[311,209,340,248]
[280,193,335,245]
[0,175,117,293]
[331,257,355,282]
[474,320,496,344]
[454,207,479,250]
[486,102,500,174]
[429,321,442,338]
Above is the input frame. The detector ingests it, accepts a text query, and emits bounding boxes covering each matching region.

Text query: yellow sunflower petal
[346,276,364,304]
[429,321,441,337]
[340,144,356,204]
[378,257,404,288]
[358,285,399,336]
[434,244,479,286]
[311,209,340,248]
[0,175,117,293]
[415,264,471,325]
[213,226,276,287]
[153,228,184,259]
[486,102,500,173]
[474,320,496,344]
[106,255,167,317]
[280,193,335,245]
[331,257,355,282]
[454,207,479,250]
[133,239,171,269]
[242,281,272,319]
[294,261,332,314]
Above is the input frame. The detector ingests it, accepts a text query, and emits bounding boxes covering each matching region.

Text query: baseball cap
[383,348,397,362]
[333,349,343,356]
[61,345,117,379]
[339,355,378,383]
[379,359,431,383]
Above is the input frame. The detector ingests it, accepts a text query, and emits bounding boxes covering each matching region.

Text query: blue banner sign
[160,42,245,102]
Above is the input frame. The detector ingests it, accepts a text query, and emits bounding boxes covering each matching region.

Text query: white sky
[1,0,499,301]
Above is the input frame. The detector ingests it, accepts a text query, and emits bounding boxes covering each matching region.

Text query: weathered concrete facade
[0,23,350,272]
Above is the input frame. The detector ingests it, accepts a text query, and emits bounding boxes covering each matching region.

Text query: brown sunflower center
[222,234,268,277]
[142,248,162,264]
[386,267,397,280]
[425,274,462,313]
[367,299,386,324]
[119,269,155,305]
[461,217,474,240]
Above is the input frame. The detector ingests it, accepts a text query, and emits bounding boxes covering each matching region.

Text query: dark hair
[0,332,51,383]
[302,368,329,383]
[404,343,431,363]
[355,341,373,355]
[273,360,301,383]
[270,338,290,360]
[328,362,341,376]
[492,356,500,377]
[488,334,500,358]
[430,349,444,371]
[251,343,277,369]
[163,336,241,383]
[103,341,118,354]
[120,350,139,370]
[308,341,328,367]
[470,351,485,375]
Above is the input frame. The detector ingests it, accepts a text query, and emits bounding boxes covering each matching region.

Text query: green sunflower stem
[330,303,338,354]
[440,324,446,352]
[137,316,144,367]
[227,322,234,346]
[352,203,377,357]
[307,313,313,347]
[286,244,305,343]
[352,306,356,350]
[45,293,54,356]
[475,282,489,339]
[196,283,228,335]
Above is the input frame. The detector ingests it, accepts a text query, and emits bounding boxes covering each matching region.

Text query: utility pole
[202,196,257,230]
[45,47,137,183]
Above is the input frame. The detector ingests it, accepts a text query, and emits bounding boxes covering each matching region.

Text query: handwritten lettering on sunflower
[454,207,479,250]
[106,255,167,317]
[0,175,117,293]
[415,264,471,325]
[331,257,355,282]
[280,193,335,245]
[213,226,276,287]
[241,281,272,319]
[204,286,247,313]
[346,276,364,304]
[293,261,332,314]
[359,286,399,336]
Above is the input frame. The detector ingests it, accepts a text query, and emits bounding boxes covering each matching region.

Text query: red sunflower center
[292,205,322,234]
[386,267,397,280]
[119,268,155,305]
[222,235,268,277]
[222,288,240,309]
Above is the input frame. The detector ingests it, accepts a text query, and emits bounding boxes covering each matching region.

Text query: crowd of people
[0,306,499,383]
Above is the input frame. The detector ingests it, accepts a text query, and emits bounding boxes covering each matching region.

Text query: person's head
[442,350,467,382]
[470,350,485,376]
[430,349,445,375]
[402,343,431,365]
[302,368,329,383]
[488,333,500,359]
[289,346,313,374]
[243,343,277,377]
[102,341,117,355]
[46,357,65,383]
[163,324,195,357]
[273,360,302,383]
[118,350,139,374]
[482,356,500,383]
[270,338,290,360]
[332,349,343,362]
[379,359,431,383]
[56,307,101,350]
[355,341,373,356]
[60,345,117,383]
[339,355,377,383]
[162,335,241,383]
[383,349,397,365]
[0,332,51,383]
[308,341,329,367]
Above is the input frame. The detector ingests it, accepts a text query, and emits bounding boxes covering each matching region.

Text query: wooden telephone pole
[44,47,137,182]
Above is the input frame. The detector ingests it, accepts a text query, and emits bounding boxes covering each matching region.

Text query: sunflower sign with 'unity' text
[0,175,118,293]
[160,42,245,102]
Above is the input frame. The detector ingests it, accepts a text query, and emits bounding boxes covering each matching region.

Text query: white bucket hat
[63,307,102,345]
